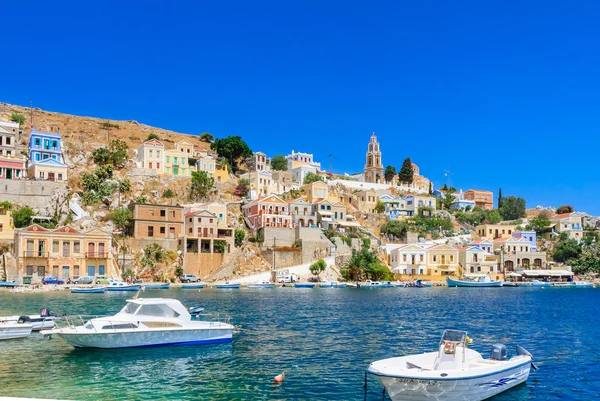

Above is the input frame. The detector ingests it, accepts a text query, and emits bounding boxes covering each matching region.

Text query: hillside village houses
[0,119,25,180]
[464,189,494,210]
[0,203,15,241]
[550,211,584,241]
[28,129,68,181]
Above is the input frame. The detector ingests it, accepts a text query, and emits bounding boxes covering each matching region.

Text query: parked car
[179,274,200,283]
[42,276,65,285]
[95,275,113,284]
[277,274,298,283]
[73,276,94,285]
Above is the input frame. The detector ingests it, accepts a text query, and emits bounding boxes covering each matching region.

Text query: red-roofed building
[464,189,494,210]
[242,194,292,230]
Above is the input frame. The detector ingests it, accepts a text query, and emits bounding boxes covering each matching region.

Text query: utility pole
[271,237,276,283]
[329,154,332,176]
[30,101,33,130]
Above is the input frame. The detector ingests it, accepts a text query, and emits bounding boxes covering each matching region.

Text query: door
[6,169,12,179]
[88,242,95,257]
[48,172,55,181]
[62,266,70,280]
[37,266,45,276]
[99,265,105,275]
[97,243,105,258]
[52,266,59,277]
[88,265,96,276]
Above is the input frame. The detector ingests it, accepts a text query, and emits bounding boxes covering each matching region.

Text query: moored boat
[333,281,347,288]
[182,282,206,289]
[367,329,536,401]
[359,280,393,288]
[552,281,594,288]
[293,283,315,288]
[447,275,503,287]
[247,281,275,288]
[145,283,171,290]
[215,282,241,289]
[0,308,57,331]
[0,322,33,340]
[318,280,334,288]
[47,297,233,349]
[0,281,20,288]
[105,282,141,292]
[71,287,106,294]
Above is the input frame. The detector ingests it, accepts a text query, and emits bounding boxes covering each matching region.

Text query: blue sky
[2,1,600,214]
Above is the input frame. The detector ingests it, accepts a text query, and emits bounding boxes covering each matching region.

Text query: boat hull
[54,327,233,349]
[182,283,205,289]
[447,277,503,287]
[145,283,171,290]
[247,284,275,288]
[106,285,141,292]
[0,281,19,288]
[0,324,33,340]
[371,361,531,401]
[71,288,106,294]
[216,284,240,289]
[294,283,315,288]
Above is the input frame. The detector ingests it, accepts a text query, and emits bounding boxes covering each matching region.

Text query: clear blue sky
[3,1,600,214]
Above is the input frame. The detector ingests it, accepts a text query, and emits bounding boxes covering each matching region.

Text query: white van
[277,273,298,283]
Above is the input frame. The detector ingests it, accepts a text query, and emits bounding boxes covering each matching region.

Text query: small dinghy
[0,281,20,288]
[216,282,240,289]
[71,287,106,294]
[367,330,536,401]
[247,281,275,288]
[0,321,33,340]
[145,283,171,290]
[0,308,57,331]
[318,280,334,288]
[182,283,206,289]
[105,282,141,292]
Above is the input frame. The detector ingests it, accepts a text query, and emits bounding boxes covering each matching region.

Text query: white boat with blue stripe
[366,330,536,401]
[47,298,233,349]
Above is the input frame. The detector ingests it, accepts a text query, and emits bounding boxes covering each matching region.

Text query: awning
[321,217,333,222]
[522,269,573,277]
[508,272,522,277]
[319,211,333,216]
[437,267,457,272]
[338,221,362,228]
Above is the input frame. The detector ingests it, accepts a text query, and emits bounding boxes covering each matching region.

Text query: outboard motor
[17,316,31,324]
[40,308,57,317]
[490,343,507,360]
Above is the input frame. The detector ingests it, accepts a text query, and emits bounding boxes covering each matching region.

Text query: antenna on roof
[444,169,452,188]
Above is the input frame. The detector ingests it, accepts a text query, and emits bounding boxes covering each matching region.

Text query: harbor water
[0,287,598,400]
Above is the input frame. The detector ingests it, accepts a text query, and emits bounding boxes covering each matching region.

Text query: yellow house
[136,139,165,174]
[426,244,460,276]
[164,149,190,177]
[0,205,14,241]
[475,224,517,241]
[302,180,328,203]
[331,201,347,223]
[175,139,194,156]
[550,212,584,241]
[28,159,68,181]
[457,246,499,276]
[354,189,378,213]
[197,154,217,177]
[214,163,229,184]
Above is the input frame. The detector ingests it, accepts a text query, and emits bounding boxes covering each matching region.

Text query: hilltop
[0,102,211,160]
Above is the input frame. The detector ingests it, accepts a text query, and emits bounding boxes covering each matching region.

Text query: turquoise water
[0,287,599,400]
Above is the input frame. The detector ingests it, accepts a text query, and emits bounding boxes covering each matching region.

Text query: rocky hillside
[0,102,211,163]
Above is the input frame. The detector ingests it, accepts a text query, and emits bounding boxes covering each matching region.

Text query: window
[6,137,10,145]
[403,254,407,262]
[58,173,63,181]
[149,162,153,169]
[148,226,154,237]
[157,151,160,157]
[174,157,178,165]
[171,211,175,218]
[157,163,160,169]
[160,227,166,234]
[63,241,70,257]
[166,156,170,163]
[53,240,59,253]
[149,150,153,157]
[160,210,166,217]
[26,265,33,275]
[74,265,80,276]
[420,255,424,262]
[35,138,41,146]
[433,255,437,262]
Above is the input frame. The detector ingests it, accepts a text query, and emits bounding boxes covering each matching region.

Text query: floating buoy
[274,372,285,383]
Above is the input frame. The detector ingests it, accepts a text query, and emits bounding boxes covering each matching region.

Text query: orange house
[464,189,494,210]
[242,194,292,230]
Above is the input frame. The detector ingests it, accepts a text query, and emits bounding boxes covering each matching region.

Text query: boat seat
[443,341,457,354]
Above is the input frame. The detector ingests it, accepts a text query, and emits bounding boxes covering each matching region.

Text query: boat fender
[273,372,285,383]
[17,315,31,324]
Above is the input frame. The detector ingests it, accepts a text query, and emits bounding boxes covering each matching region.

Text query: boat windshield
[121,303,140,315]
[441,330,467,343]
[135,304,181,318]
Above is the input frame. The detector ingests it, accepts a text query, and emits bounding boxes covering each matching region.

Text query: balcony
[86,252,109,258]
[24,251,47,258]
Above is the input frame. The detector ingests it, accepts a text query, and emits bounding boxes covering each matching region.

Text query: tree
[199,132,214,143]
[374,200,385,214]
[440,192,456,210]
[109,139,129,168]
[483,210,502,224]
[497,188,504,209]
[0,243,10,281]
[309,258,327,278]
[190,171,214,201]
[384,165,396,183]
[92,147,110,164]
[134,195,148,203]
[147,133,160,141]
[13,207,35,228]
[271,155,288,171]
[556,205,574,214]
[163,189,175,198]
[234,178,250,197]
[553,238,582,263]
[109,207,132,232]
[10,113,26,127]
[303,172,324,185]
[210,136,252,173]
[397,158,414,184]
[571,241,600,275]
[95,165,113,181]
[0,201,12,210]
[499,196,526,221]
[234,229,245,247]
[526,215,552,235]
[364,263,392,281]
[380,220,410,240]
[428,182,433,195]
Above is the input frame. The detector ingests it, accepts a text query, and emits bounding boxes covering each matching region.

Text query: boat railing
[192,312,231,326]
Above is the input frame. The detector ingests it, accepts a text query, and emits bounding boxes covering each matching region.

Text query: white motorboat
[318,280,334,288]
[359,280,393,288]
[367,330,536,401]
[0,322,33,340]
[0,308,57,331]
[105,281,141,292]
[47,297,234,349]
[447,275,504,287]
[215,282,241,289]
[247,281,275,288]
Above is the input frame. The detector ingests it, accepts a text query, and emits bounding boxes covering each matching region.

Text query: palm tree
[0,244,11,282]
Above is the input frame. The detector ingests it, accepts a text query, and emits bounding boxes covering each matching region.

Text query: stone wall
[261,249,303,269]
[0,180,68,212]
[261,227,296,247]
[184,252,225,278]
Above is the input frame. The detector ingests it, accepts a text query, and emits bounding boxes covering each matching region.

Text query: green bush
[234,229,245,247]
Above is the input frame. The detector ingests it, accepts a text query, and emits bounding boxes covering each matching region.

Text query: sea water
[0,287,598,400]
